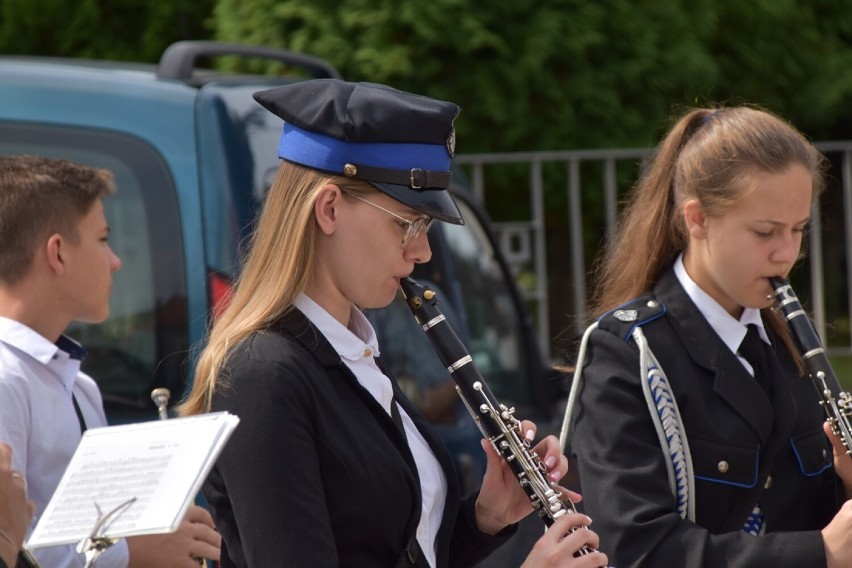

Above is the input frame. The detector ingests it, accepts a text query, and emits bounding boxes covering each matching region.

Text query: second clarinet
[399,277,594,555]
[770,277,852,457]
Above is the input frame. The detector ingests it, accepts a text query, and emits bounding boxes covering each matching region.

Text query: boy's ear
[45,234,66,275]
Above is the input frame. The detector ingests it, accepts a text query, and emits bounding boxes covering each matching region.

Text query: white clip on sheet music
[27,411,239,549]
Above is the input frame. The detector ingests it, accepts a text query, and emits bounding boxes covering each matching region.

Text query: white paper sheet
[27,411,239,548]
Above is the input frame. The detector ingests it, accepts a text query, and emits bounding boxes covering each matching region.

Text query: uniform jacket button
[717,460,729,473]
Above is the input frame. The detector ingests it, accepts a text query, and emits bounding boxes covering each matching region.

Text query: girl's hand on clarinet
[824,421,852,499]
[474,420,570,535]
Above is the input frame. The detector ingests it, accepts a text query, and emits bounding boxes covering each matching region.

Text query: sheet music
[27,411,239,548]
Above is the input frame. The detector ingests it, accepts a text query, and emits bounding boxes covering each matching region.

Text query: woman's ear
[314,184,342,237]
[683,198,709,240]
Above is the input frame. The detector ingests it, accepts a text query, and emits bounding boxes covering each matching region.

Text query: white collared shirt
[294,294,447,568]
[0,316,129,568]
[674,255,769,376]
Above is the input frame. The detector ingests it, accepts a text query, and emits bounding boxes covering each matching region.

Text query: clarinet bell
[151,388,171,420]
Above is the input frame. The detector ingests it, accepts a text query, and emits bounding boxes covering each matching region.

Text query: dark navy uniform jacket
[204,309,514,568]
[571,268,843,567]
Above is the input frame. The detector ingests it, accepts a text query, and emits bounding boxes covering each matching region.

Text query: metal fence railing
[456,141,852,360]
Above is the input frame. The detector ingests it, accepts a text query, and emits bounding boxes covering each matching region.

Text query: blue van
[0,41,563,566]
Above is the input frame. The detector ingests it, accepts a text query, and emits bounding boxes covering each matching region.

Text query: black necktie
[739,324,772,395]
[72,394,88,435]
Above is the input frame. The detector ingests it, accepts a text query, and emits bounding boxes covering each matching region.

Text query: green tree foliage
[209,0,852,151]
[4,0,851,148]
[0,0,215,62]
[706,0,852,140]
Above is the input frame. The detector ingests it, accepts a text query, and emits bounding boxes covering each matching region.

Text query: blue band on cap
[278,123,451,175]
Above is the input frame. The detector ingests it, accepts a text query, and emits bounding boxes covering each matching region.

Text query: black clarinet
[770,276,852,456]
[399,277,598,557]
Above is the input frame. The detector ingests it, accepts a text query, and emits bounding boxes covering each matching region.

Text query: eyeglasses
[342,191,433,248]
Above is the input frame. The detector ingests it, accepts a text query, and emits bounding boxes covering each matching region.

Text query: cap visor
[369,182,465,225]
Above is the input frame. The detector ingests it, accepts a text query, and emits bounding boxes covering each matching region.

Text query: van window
[0,124,188,421]
[440,199,529,406]
[195,83,283,277]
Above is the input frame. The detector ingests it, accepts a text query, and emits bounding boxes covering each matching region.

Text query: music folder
[27,411,239,549]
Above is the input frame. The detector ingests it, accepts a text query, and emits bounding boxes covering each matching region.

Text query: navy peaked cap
[253,79,464,224]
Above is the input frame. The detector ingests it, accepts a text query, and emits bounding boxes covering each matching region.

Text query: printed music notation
[27,412,239,549]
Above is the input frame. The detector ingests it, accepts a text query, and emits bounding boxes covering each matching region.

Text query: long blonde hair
[178,161,370,415]
[589,106,827,368]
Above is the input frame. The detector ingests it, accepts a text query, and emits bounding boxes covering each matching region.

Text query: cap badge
[446,128,456,157]
[343,163,358,177]
[613,309,638,322]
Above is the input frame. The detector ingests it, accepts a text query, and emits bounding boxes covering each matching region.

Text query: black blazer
[204,309,513,568]
[570,268,842,567]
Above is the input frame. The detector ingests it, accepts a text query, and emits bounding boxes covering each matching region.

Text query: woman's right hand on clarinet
[520,512,609,568]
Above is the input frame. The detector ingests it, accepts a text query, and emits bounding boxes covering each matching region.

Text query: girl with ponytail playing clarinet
[179,79,608,568]
[562,105,852,568]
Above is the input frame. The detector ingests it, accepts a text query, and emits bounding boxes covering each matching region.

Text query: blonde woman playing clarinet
[180,79,608,568]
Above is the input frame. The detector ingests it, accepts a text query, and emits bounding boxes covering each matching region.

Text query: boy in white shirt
[0,155,220,568]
